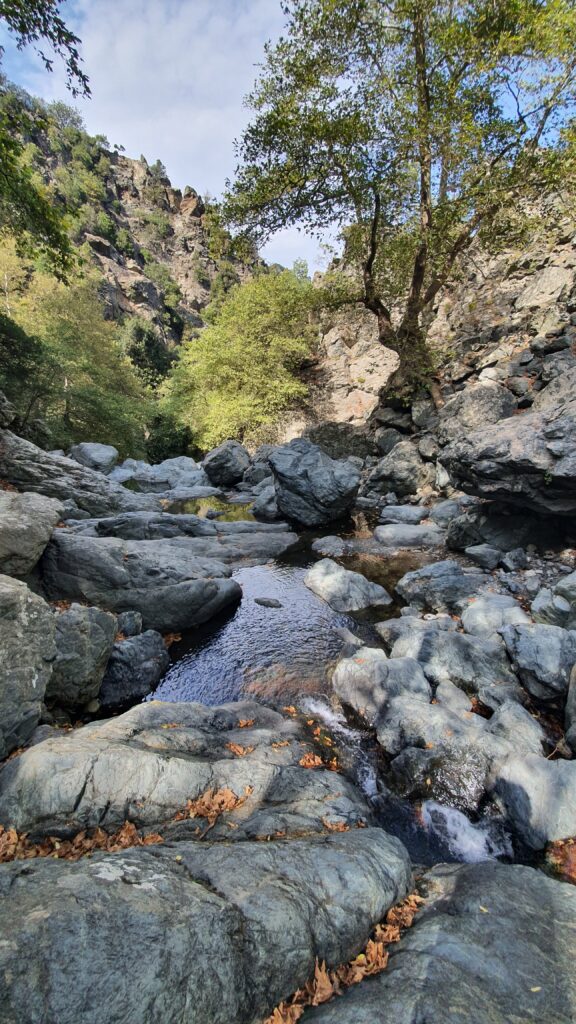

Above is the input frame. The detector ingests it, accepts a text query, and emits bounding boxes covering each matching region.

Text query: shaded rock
[437,384,516,444]
[305,559,392,613]
[374,523,445,548]
[0,390,16,428]
[68,442,119,474]
[332,647,431,727]
[41,533,242,632]
[242,445,277,486]
[500,623,576,700]
[305,861,576,1024]
[461,594,530,638]
[446,504,551,554]
[269,439,360,527]
[46,604,117,708]
[0,430,161,517]
[254,597,282,608]
[116,610,143,636]
[66,510,291,542]
[428,497,478,528]
[366,442,433,498]
[490,754,576,848]
[378,505,427,525]
[532,570,576,629]
[252,484,279,520]
[500,547,528,571]
[390,629,521,709]
[203,440,251,486]
[0,575,55,759]
[465,543,501,569]
[0,490,63,576]
[99,631,170,708]
[373,427,403,456]
[395,560,486,614]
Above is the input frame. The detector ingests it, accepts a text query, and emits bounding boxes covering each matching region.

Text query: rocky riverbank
[1,326,576,1022]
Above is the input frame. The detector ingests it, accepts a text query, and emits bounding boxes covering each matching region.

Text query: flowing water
[151,504,514,866]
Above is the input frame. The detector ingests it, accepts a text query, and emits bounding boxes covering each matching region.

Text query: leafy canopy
[225,0,576,384]
[162,268,316,448]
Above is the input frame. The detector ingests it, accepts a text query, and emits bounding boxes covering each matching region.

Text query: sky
[0,0,335,272]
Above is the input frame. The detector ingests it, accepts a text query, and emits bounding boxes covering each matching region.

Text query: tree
[0,2,89,277]
[162,269,316,448]
[225,0,576,393]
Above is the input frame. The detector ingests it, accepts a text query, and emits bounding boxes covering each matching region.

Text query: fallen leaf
[238,718,255,728]
[226,742,255,757]
[299,753,323,768]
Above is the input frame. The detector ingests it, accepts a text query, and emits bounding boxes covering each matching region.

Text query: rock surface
[500,623,576,700]
[395,560,486,613]
[46,604,118,707]
[366,442,433,498]
[0,575,55,759]
[374,523,445,548]
[203,440,251,486]
[68,442,119,474]
[436,383,516,443]
[269,439,360,526]
[99,630,170,707]
[490,754,576,848]
[0,490,63,576]
[305,559,393,613]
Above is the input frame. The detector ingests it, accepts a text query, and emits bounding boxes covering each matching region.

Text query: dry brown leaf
[238,718,255,728]
[272,740,290,749]
[299,753,323,769]
[163,632,182,648]
[160,722,181,730]
[226,742,255,757]
[0,822,162,863]
[322,818,350,833]
[283,706,297,716]
[173,787,253,827]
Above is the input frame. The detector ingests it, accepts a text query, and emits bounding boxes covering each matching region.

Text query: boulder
[395,560,486,613]
[0,490,63,576]
[366,442,433,498]
[252,484,280,520]
[305,559,393,613]
[373,523,445,548]
[441,400,576,515]
[500,623,576,701]
[375,614,457,651]
[0,575,55,759]
[531,570,576,629]
[332,647,431,727]
[490,754,576,848]
[390,629,521,709]
[461,594,530,638]
[116,610,143,636]
[68,442,119,474]
[268,439,360,527]
[99,631,170,708]
[41,533,242,632]
[305,862,576,1024]
[0,430,162,518]
[46,604,118,708]
[203,440,251,486]
[446,505,550,552]
[378,505,427,525]
[436,384,516,444]
[464,543,501,569]
[109,456,209,492]
[373,427,403,455]
[65,510,294,545]
[242,444,277,486]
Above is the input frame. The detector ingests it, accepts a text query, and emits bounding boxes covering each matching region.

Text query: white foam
[421,801,513,863]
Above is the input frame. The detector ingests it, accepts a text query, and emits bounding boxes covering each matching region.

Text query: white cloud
[2,0,337,270]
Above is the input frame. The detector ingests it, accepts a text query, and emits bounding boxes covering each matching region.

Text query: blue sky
[1,0,334,271]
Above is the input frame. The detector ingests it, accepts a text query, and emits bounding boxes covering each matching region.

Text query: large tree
[225,0,576,392]
[0,1,90,277]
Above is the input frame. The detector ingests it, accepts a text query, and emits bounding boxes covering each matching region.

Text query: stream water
[150,502,513,866]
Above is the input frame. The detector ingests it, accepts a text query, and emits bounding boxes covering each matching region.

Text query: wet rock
[390,629,521,709]
[0,490,63,576]
[332,647,431,727]
[0,430,161,517]
[0,827,410,1024]
[436,384,517,444]
[41,533,242,632]
[203,440,251,486]
[68,442,119,474]
[378,505,427,525]
[373,523,445,548]
[366,442,434,498]
[46,604,117,708]
[99,631,170,708]
[311,535,347,558]
[395,560,486,614]
[269,439,360,527]
[490,754,576,848]
[305,559,393,613]
[254,597,282,608]
[461,594,530,638]
[465,543,501,569]
[305,861,576,1024]
[500,623,576,700]
[0,575,55,759]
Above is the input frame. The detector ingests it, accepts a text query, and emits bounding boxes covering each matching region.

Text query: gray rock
[373,427,403,455]
[395,560,486,613]
[203,440,251,486]
[500,547,528,571]
[332,647,431,727]
[0,490,63,576]
[0,827,410,1024]
[252,484,280,520]
[305,861,576,1024]
[378,505,427,525]
[441,399,576,515]
[254,597,283,608]
[532,570,576,629]
[366,442,434,498]
[461,594,530,638]
[242,444,278,485]
[490,754,576,848]
[269,439,360,527]
[99,631,170,708]
[0,575,55,759]
[0,430,161,517]
[428,496,478,527]
[446,505,546,552]
[375,614,457,651]
[532,363,576,411]
[0,390,16,428]
[437,384,517,443]
[417,434,439,461]
[68,442,119,474]
[500,623,576,700]
[374,523,445,548]
[109,456,208,493]
[66,510,292,542]
[41,533,242,632]
[305,559,393,613]
[311,535,347,558]
[116,610,143,636]
[46,604,117,707]
[465,543,501,569]
[390,629,521,709]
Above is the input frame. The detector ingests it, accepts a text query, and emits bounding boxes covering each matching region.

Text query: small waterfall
[421,801,513,863]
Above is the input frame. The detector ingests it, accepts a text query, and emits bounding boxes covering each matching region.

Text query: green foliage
[145,412,193,463]
[225,0,576,386]
[162,268,316,448]
[119,317,175,388]
[142,254,182,309]
[135,208,172,243]
[115,227,134,256]
[0,1,90,96]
